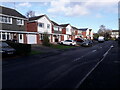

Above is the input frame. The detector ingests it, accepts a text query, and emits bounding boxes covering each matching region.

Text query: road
[2,40,120,89]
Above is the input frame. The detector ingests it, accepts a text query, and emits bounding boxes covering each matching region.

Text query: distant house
[51,20,63,42]
[111,30,119,39]
[79,28,93,39]
[0,6,28,43]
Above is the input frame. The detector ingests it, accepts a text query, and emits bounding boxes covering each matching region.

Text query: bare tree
[26,10,35,18]
[98,25,112,40]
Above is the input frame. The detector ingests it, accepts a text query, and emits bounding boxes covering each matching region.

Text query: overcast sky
[0,0,119,33]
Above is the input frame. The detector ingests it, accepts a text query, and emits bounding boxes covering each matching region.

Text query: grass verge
[49,44,77,49]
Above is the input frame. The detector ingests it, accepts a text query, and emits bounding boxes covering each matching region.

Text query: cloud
[96,14,103,18]
[47,0,118,17]
[18,2,31,7]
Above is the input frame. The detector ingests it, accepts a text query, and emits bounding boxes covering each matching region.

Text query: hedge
[5,41,31,55]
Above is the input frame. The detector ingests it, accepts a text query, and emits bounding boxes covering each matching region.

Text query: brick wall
[27,22,37,32]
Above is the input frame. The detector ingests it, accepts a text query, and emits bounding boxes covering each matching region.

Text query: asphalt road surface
[2,40,120,89]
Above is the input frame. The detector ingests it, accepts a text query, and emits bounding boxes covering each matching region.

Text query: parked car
[0,41,16,55]
[74,38,84,42]
[74,38,85,45]
[60,40,76,46]
[81,40,93,47]
[98,36,105,42]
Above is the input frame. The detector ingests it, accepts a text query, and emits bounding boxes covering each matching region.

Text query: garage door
[27,34,37,44]
[64,35,68,40]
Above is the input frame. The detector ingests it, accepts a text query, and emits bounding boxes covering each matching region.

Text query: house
[111,30,119,39]
[60,24,73,40]
[79,28,93,40]
[0,6,28,43]
[27,14,53,44]
[51,20,63,43]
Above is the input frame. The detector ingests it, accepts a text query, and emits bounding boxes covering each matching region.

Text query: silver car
[60,40,76,46]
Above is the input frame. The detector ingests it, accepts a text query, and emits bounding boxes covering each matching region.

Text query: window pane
[47,24,50,29]
[39,23,44,28]
[2,33,6,39]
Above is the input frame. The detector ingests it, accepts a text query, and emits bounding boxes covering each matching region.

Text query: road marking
[92,50,97,52]
[73,50,97,62]
[75,45,114,88]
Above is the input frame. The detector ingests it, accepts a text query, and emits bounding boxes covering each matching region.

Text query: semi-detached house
[0,6,29,43]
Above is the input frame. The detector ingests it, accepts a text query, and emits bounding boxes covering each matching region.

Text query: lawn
[49,44,77,49]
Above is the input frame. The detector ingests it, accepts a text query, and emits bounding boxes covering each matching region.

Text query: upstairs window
[17,19,24,25]
[54,26,59,31]
[39,23,44,28]
[0,16,12,24]
[47,24,50,29]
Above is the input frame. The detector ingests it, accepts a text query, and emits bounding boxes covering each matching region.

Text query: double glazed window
[0,16,12,24]
[47,24,50,29]
[17,19,24,25]
[39,23,44,28]
[40,34,44,40]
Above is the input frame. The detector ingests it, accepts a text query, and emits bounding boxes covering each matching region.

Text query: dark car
[74,38,84,42]
[74,38,85,45]
[81,40,93,47]
[0,41,16,55]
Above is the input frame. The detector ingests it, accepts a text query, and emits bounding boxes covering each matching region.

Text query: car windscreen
[1,42,10,48]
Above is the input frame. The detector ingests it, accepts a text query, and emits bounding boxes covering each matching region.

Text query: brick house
[111,30,119,39]
[27,15,53,44]
[0,6,28,43]
[79,28,93,40]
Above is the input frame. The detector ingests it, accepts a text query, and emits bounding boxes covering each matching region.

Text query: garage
[64,35,68,40]
[27,34,37,44]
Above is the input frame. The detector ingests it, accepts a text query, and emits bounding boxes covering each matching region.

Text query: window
[2,33,6,40]
[66,28,69,31]
[7,33,9,40]
[40,34,44,40]
[39,23,44,28]
[54,26,58,31]
[0,16,12,24]
[17,19,24,25]
[47,24,50,29]
[20,34,22,39]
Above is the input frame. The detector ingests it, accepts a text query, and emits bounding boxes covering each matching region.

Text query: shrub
[6,41,31,55]
[42,32,50,46]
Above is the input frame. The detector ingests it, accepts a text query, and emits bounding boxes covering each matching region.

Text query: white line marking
[92,50,97,52]
[73,50,97,62]
[75,45,114,88]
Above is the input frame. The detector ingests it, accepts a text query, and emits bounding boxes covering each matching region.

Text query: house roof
[78,28,88,31]
[0,6,26,18]
[112,30,119,32]
[51,20,59,26]
[59,24,70,27]
[72,26,78,30]
[28,15,45,21]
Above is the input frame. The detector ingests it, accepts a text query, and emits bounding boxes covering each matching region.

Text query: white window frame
[17,19,24,25]
[0,16,12,24]
[38,23,44,28]
[47,24,50,29]
[40,34,44,40]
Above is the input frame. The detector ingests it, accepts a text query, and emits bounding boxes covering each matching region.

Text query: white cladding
[37,16,52,34]
[66,25,72,35]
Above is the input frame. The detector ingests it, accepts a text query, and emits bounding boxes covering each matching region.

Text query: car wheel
[61,42,63,45]
[70,43,72,46]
